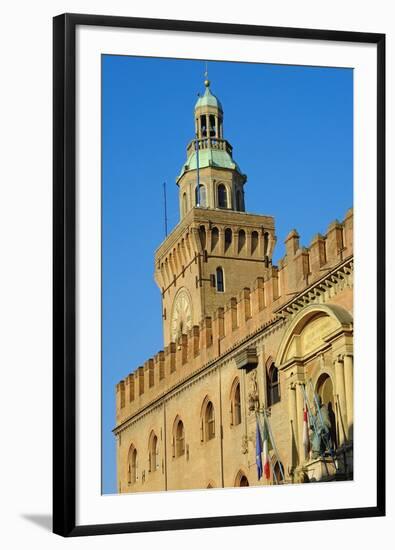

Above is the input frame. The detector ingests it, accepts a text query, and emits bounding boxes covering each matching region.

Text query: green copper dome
[195,81,223,112]
[177,148,243,180]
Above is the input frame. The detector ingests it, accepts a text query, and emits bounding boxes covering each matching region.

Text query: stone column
[343,354,353,440]
[295,382,305,464]
[334,355,348,446]
[288,382,298,469]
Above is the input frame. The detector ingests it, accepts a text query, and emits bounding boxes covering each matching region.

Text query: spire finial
[204,61,210,88]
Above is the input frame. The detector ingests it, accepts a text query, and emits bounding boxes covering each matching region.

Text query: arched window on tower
[195,184,206,207]
[251,231,259,254]
[182,192,187,216]
[199,225,206,249]
[211,227,219,251]
[209,114,216,137]
[216,267,224,292]
[148,432,158,473]
[267,364,280,406]
[200,115,207,137]
[238,229,246,253]
[217,184,228,208]
[236,190,243,211]
[224,228,232,252]
[127,445,137,485]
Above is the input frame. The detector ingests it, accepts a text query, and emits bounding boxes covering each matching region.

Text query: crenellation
[224,297,238,335]
[309,233,327,276]
[154,351,165,383]
[212,307,225,342]
[250,277,265,317]
[343,208,353,257]
[326,220,343,263]
[115,209,353,423]
[165,342,176,375]
[237,287,251,323]
[188,325,200,361]
[200,316,213,349]
[127,374,135,403]
[285,229,300,258]
[176,334,188,369]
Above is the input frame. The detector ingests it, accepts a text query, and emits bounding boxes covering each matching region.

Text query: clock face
[171,289,192,342]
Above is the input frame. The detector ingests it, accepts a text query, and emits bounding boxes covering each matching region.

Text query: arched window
[217,184,228,208]
[195,184,206,207]
[316,373,337,448]
[224,228,232,252]
[267,364,280,406]
[199,225,206,249]
[230,379,242,426]
[182,192,187,216]
[201,400,215,441]
[211,227,219,251]
[148,432,158,473]
[216,267,224,292]
[200,114,207,137]
[235,470,249,487]
[206,401,215,440]
[251,231,259,254]
[127,445,137,485]
[263,232,269,257]
[236,190,243,211]
[238,229,246,252]
[175,419,185,457]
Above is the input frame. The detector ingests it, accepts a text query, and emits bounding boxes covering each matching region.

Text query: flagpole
[262,408,286,482]
[195,133,200,207]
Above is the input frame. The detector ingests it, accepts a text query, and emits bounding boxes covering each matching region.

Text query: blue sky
[102,56,353,494]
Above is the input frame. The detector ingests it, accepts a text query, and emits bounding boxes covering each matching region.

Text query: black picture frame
[53,13,386,537]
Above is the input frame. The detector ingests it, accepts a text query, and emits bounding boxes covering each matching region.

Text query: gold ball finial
[204,79,210,88]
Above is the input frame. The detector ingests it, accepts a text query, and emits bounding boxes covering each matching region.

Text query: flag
[303,402,310,459]
[255,419,263,480]
[262,420,271,480]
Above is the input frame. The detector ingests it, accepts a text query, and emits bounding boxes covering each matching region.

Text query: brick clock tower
[154,78,276,346]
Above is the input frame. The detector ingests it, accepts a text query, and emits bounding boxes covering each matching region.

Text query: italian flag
[263,422,270,480]
[303,404,310,459]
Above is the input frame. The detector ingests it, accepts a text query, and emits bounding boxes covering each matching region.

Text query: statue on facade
[309,395,332,459]
[248,370,259,412]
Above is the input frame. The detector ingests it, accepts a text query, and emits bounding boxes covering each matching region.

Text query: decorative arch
[276,304,353,366]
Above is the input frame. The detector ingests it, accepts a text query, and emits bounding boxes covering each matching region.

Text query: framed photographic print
[53,13,386,537]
